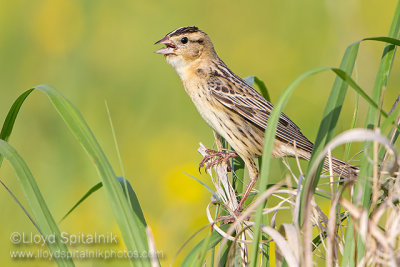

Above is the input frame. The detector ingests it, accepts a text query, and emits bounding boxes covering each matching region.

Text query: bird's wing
[208,75,314,153]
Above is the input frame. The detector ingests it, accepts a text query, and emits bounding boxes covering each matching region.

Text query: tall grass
[0,2,399,267]
[0,86,153,266]
[178,1,400,266]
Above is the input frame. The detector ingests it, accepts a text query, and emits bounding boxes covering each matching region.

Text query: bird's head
[155,26,215,73]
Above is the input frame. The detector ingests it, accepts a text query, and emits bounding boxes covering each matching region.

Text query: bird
[155,26,357,213]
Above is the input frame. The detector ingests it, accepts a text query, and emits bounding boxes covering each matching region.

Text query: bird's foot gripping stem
[199,149,238,172]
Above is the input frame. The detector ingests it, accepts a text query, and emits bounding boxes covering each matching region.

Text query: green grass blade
[248,35,400,265]
[232,156,245,200]
[255,77,271,101]
[250,66,331,267]
[342,219,356,267]
[60,182,103,223]
[61,176,147,228]
[300,36,400,226]
[353,2,400,264]
[105,101,127,179]
[218,241,231,267]
[0,178,40,233]
[0,140,74,267]
[248,62,377,264]
[193,229,213,267]
[116,176,147,227]
[244,76,271,101]
[332,69,388,116]
[300,43,360,226]
[181,225,229,267]
[0,88,34,166]
[331,66,400,132]
[1,85,151,266]
[184,172,219,200]
[33,85,150,266]
[345,93,359,160]
[381,95,400,133]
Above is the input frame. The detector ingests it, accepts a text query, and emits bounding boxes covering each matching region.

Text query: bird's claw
[199,149,238,173]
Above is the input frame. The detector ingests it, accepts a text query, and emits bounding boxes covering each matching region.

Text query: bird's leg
[218,158,259,224]
[218,181,256,223]
[236,176,258,212]
[236,157,259,212]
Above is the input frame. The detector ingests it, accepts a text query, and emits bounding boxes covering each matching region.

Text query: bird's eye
[181,37,188,44]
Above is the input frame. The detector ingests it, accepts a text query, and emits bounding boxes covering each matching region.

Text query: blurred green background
[0,0,399,266]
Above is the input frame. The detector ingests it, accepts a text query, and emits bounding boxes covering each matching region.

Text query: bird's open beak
[154,36,176,55]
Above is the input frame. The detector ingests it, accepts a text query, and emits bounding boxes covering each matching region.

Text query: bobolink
[155,26,356,212]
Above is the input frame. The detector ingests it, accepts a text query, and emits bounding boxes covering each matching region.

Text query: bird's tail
[322,156,358,179]
[297,149,358,179]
